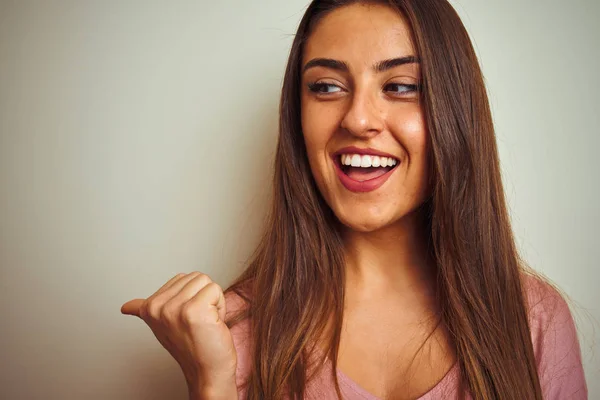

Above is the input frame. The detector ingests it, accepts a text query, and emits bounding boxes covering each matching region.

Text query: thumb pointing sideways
[120,298,145,317]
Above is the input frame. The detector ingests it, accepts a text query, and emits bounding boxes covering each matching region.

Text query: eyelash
[307,82,419,96]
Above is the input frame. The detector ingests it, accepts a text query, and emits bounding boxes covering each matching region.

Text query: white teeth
[360,155,372,168]
[339,153,398,168]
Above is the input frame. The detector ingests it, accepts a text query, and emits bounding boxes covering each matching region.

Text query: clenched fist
[121,272,238,400]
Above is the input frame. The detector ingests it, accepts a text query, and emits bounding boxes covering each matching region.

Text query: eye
[307,82,343,94]
[384,83,419,96]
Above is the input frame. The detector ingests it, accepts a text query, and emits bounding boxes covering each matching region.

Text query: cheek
[300,116,328,197]
[390,107,428,161]
[395,109,427,152]
[301,102,340,168]
[390,108,430,191]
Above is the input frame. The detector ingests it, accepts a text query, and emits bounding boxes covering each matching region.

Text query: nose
[340,88,384,139]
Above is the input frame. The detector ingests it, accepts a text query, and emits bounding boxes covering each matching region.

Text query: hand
[121,272,238,396]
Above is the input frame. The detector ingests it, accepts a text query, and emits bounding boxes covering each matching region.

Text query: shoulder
[523,273,571,331]
[522,273,577,347]
[521,273,587,399]
[224,290,252,398]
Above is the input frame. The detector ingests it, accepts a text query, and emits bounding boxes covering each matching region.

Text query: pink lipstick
[331,146,400,193]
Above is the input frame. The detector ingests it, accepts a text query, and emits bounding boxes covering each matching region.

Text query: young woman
[121,1,588,399]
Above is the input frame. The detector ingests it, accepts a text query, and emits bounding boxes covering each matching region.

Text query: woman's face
[301,3,429,232]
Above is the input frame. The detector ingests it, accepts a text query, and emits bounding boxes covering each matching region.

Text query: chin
[343,222,386,233]
[334,208,392,233]
[331,199,426,234]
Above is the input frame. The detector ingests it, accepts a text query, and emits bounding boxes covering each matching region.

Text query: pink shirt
[225,276,587,399]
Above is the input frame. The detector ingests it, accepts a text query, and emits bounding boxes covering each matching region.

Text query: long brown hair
[224,0,543,398]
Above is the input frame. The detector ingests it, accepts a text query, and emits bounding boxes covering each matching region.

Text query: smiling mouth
[336,154,399,182]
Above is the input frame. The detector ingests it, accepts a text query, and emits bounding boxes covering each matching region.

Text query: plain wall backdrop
[0,1,598,399]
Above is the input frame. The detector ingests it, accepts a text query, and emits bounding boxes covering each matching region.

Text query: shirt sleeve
[527,278,588,399]
[224,291,252,399]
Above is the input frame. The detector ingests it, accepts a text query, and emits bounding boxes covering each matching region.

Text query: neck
[341,210,436,303]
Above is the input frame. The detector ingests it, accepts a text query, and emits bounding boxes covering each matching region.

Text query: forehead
[303,3,416,67]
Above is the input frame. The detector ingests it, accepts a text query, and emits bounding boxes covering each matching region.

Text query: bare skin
[301,4,455,399]
[121,272,238,400]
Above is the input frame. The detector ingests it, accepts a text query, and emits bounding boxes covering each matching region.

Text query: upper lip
[331,146,398,160]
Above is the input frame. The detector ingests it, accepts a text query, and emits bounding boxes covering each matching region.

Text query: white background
[0,1,597,398]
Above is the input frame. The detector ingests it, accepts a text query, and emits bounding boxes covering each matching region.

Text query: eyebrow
[302,55,420,74]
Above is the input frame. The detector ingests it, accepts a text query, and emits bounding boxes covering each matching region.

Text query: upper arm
[224,291,252,399]
[526,276,588,399]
